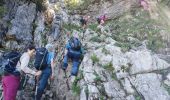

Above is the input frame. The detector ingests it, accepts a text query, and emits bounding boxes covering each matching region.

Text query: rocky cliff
[0,0,170,100]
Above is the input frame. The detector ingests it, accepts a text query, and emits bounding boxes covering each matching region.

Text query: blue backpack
[0,51,21,75]
[69,37,82,51]
[34,47,48,70]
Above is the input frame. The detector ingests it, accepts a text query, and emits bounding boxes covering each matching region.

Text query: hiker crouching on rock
[97,14,107,25]
[35,44,55,100]
[139,0,149,10]
[2,45,41,100]
[62,33,83,82]
[80,15,90,30]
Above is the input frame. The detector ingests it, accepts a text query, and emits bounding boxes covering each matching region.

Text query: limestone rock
[130,73,170,100]
[7,3,36,42]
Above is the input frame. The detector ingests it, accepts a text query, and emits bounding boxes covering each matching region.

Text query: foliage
[93,71,102,84]
[115,42,132,52]
[163,83,170,95]
[71,70,84,95]
[91,54,99,64]
[63,23,81,31]
[102,47,110,55]
[88,24,98,31]
[147,31,164,52]
[71,82,81,95]
[121,65,130,72]
[107,9,164,52]
[102,62,114,72]
[135,96,142,100]
[111,72,117,80]
[0,6,6,18]
[90,36,103,43]
[64,0,82,10]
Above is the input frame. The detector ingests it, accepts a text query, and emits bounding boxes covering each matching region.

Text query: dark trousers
[35,67,51,100]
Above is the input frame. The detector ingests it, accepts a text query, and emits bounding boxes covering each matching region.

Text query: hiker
[80,15,90,30]
[2,45,41,100]
[97,14,107,25]
[62,32,83,81]
[139,0,149,10]
[35,44,55,100]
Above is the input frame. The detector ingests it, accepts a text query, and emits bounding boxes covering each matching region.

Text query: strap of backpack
[39,49,48,70]
[9,55,21,63]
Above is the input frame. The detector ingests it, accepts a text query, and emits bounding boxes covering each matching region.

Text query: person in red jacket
[139,0,149,10]
[97,14,107,25]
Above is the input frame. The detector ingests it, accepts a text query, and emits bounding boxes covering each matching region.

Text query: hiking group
[1,44,55,100]
[0,2,149,98]
[0,13,108,100]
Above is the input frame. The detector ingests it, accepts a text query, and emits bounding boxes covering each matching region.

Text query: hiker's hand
[35,70,42,76]
[51,73,55,80]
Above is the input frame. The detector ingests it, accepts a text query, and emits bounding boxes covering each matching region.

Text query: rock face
[34,12,45,48]
[0,0,170,100]
[7,3,36,43]
[126,50,170,74]
[130,73,170,100]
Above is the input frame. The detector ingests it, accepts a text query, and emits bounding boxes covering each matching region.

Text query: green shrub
[63,23,81,31]
[99,96,104,100]
[103,62,114,72]
[0,6,6,18]
[111,72,117,80]
[89,24,98,31]
[147,32,164,52]
[135,96,142,100]
[115,42,131,52]
[102,47,110,55]
[163,83,170,95]
[91,54,99,64]
[108,9,164,52]
[71,83,81,95]
[121,65,131,72]
[90,36,103,43]
[93,71,102,84]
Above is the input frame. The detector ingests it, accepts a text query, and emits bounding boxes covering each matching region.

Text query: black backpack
[69,37,81,51]
[0,51,21,75]
[34,47,48,70]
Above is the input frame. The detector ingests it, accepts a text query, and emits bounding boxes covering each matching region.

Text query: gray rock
[122,78,135,94]
[126,50,170,74]
[130,73,170,100]
[7,3,36,42]
[126,95,135,100]
[34,12,45,47]
[104,81,126,99]
[80,86,87,100]
[5,40,18,50]
[88,85,99,100]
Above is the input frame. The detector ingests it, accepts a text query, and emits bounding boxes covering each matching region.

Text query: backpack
[0,51,21,75]
[34,47,48,70]
[69,37,82,51]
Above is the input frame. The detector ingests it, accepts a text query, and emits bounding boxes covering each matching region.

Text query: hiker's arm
[20,56,36,75]
[51,59,55,76]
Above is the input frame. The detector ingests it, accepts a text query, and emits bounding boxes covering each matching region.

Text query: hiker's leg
[71,60,80,76]
[2,77,7,99]
[3,75,20,100]
[36,68,51,100]
[63,54,69,70]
